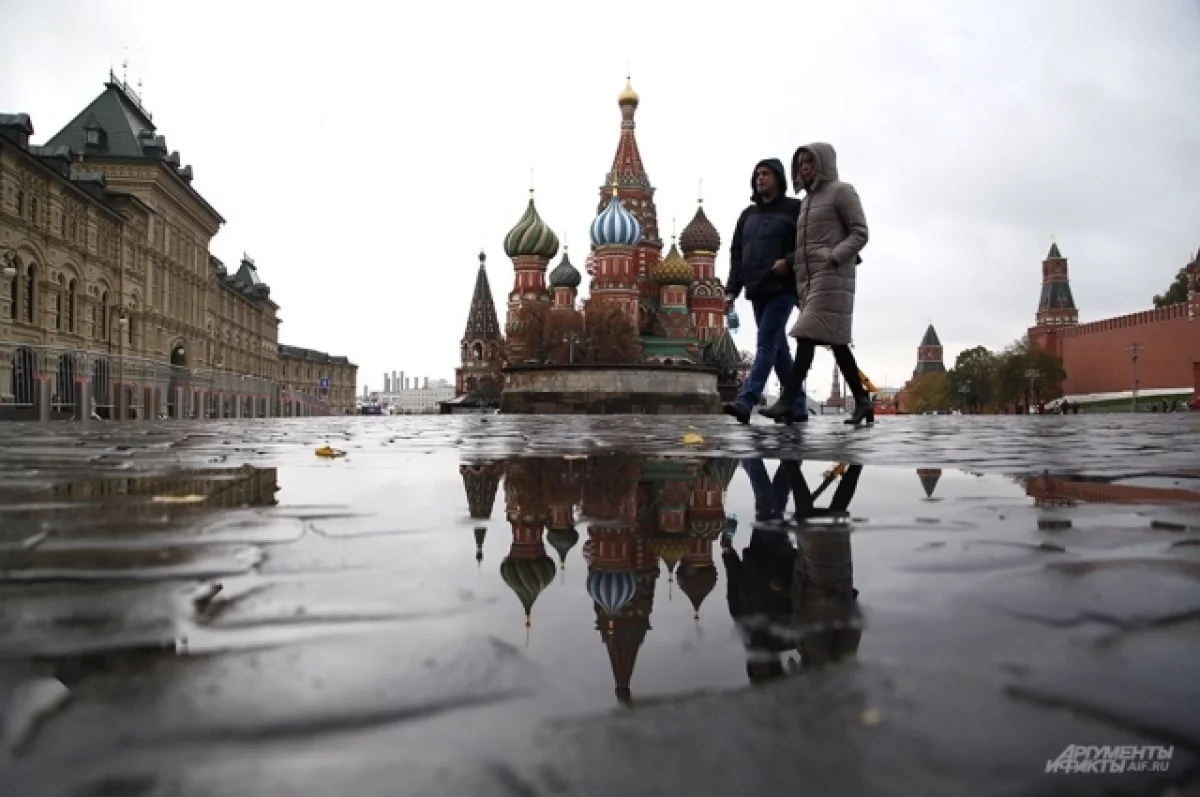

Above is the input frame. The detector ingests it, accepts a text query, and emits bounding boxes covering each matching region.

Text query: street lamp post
[1024,368,1040,414]
[562,332,580,365]
[958,383,971,414]
[1126,341,1142,413]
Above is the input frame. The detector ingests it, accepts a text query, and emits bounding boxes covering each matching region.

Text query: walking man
[723,159,807,424]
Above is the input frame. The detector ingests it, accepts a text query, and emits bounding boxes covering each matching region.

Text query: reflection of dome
[587,569,637,617]
[652,534,689,578]
[705,458,740,492]
[651,240,693,286]
[590,190,641,248]
[548,249,581,289]
[500,554,557,627]
[504,191,560,260]
[546,525,580,569]
[473,526,487,566]
[680,200,721,255]
[677,561,718,620]
[688,517,726,540]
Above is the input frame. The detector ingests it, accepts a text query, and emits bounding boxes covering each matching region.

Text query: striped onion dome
[680,200,721,255]
[500,554,558,627]
[548,249,581,289]
[652,240,693,285]
[590,190,641,248]
[504,190,560,260]
[586,569,637,617]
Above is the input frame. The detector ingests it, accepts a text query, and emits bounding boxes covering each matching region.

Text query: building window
[23,263,36,324]
[85,128,101,146]
[67,279,77,333]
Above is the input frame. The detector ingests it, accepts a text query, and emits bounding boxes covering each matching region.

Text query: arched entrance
[167,341,189,419]
[10,347,34,407]
[54,354,76,414]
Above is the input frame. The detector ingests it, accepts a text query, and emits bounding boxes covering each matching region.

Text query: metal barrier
[0,343,336,422]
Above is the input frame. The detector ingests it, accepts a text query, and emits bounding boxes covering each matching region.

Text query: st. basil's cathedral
[454,79,741,399]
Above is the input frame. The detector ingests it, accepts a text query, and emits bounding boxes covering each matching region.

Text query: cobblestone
[0,414,1197,796]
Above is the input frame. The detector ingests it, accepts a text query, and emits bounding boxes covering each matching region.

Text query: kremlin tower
[825,363,845,409]
[913,324,946,376]
[1028,240,1080,360]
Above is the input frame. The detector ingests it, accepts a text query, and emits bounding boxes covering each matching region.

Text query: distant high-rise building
[383,374,390,393]
[424,376,429,389]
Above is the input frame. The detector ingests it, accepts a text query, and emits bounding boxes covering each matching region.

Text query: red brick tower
[1029,240,1079,359]
[680,198,725,342]
[589,183,643,331]
[825,363,845,408]
[913,323,946,377]
[597,79,663,335]
[503,190,559,361]
[1187,247,1199,322]
[455,251,505,397]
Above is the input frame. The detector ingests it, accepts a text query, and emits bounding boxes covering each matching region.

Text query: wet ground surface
[0,414,1199,796]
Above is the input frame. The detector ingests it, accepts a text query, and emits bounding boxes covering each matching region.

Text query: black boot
[844,395,873,426]
[759,397,798,425]
[723,402,751,424]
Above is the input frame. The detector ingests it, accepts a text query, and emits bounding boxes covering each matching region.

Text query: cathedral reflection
[459,455,868,706]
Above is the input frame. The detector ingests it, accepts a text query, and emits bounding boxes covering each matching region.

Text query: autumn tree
[1153,267,1189,308]
[991,336,1066,410]
[946,345,996,412]
[905,371,951,414]
[505,302,551,363]
[542,310,586,365]
[581,303,642,364]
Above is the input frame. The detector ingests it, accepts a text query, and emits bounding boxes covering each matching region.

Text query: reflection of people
[782,462,864,669]
[721,458,799,683]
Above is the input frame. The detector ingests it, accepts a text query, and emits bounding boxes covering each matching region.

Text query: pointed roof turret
[916,469,942,499]
[460,460,503,520]
[1047,241,1063,259]
[462,251,503,343]
[920,324,941,347]
[606,78,649,190]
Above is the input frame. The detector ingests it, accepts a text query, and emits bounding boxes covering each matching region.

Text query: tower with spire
[826,363,845,409]
[680,196,725,343]
[455,251,505,397]
[1028,239,1080,361]
[913,323,946,376]
[588,182,644,333]
[598,78,663,336]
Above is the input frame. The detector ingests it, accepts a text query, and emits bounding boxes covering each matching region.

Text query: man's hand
[724,294,736,313]
[772,258,789,275]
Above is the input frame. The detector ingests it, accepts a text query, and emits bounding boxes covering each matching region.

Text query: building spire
[462,251,503,344]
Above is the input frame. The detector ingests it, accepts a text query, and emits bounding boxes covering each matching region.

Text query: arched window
[98,291,108,341]
[67,279,77,333]
[55,274,64,330]
[473,342,483,360]
[6,261,16,321]
[23,263,36,324]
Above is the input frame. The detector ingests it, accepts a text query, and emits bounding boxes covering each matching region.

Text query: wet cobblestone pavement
[1,414,1199,796]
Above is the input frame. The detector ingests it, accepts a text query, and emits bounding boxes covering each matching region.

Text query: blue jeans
[737,294,807,413]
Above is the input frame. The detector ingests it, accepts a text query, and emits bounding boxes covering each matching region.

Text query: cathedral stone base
[500,364,721,415]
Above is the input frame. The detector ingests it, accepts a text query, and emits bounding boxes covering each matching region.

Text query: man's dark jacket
[726,158,803,301]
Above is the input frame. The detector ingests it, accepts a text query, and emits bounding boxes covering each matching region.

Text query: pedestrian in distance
[760,142,873,426]
[723,159,809,425]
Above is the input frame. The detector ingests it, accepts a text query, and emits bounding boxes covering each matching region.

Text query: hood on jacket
[751,158,789,204]
[791,142,839,193]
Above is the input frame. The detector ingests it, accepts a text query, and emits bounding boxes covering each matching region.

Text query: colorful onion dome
[680,200,721,255]
[705,458,739,492]
[504,190,560,260]
[677,560,718,620]
[652,240,694,285]
[546,525,580,568]
[653,533,690,575]
[590,188,641,248]
[500,553,557,627]
[548,249,581,289]
[618,77,639,107]
[587,568,637,618]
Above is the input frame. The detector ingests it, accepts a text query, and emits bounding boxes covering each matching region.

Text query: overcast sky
[3,0,1197,395]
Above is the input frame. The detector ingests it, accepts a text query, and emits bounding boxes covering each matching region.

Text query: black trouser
[781,339,867,403]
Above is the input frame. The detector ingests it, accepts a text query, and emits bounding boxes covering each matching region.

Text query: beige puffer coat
[788,142,869,345]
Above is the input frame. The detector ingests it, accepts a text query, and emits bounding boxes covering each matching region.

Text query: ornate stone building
[1,74,356,419]
[279,345,358,416]
[451,79,742,402]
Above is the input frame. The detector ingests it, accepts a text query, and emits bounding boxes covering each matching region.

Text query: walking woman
[760,142,873,426]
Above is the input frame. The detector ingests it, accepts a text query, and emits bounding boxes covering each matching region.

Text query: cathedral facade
[454,80,739,400]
